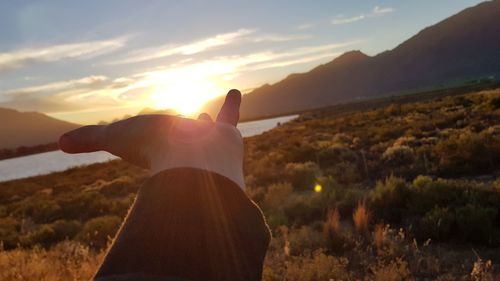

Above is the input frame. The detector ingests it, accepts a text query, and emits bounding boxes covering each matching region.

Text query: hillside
[0,89,499,280]
[0,108,79,149]
[204,0,500,119]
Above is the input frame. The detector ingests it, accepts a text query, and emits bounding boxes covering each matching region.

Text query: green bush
[317,145,362,183]
[99,176,137,197]
[419,207,455,241]
[382,145,415,167]
[266,213,289,230]
[0,217,20,249]
[434,131,498,176]
[283,195,325,227]
[370,176,410,223]
[51,219,82,241]
[77,215,122,249]
[456,204,497,245]
[283,162,319,190]
[57,192,112,221]
[19,220,82,248]
[20,224,56,247]
[489,96,500,109]
[407,178,459,216]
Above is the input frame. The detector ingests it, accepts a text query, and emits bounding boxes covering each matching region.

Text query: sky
[0,0,486,124]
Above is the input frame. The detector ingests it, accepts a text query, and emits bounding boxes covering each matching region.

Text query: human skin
[59,90,271,281]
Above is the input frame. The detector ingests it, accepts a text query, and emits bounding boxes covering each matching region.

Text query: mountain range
[0,108,78,149]
[204,0,500,119]
[1,1,499,149]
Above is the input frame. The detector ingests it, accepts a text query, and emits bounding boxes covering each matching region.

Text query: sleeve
[93,168,270,281]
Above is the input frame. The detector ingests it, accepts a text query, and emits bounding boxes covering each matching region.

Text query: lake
[0,115,297,182]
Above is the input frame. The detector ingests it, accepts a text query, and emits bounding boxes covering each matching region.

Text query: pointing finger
[58,125,107,154]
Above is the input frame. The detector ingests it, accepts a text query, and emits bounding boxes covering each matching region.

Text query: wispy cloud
[6,76,109,96]
[297,23,315,30]
[1,38,357,116]
[134,40,359,85]
[247,33,310,43]
[332,15,366,25]
[107,29,255,65]
[373,6,395,15]
[107,29,310,65]
[0,38,126,72]
[0,75,135,113]
[332,6,394,25]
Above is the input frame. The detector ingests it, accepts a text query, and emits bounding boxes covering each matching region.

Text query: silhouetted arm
[59,90,270,281]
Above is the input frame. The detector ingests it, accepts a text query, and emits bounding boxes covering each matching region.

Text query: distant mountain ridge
[204,0,500,119]
[0,108,79,149]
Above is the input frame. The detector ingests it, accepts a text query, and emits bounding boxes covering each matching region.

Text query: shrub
[383,145,415,167]
[51,219,82,241]
[283,162,319,190]
[266,213,289,230]
[287,225,324,255]
[456,204,497,245]
[57,192,113,221]
[283,250,350,281]
[0,217,19,249]
[99,176,137,197]
[263,183,294,211]
[283,197,323,226]
[353,201,370,234]
[420,207,455,241]
[489,96,500,109]
[77,216,122,249]
[317,145,362,183]
[323,208,347,253]
[434,131,498,176]
[20,224,56,247]
[19,220,82,248]
[370,176,410,223]
[370,258,411,281]
[20,199,62,224]
[373,223,388,252]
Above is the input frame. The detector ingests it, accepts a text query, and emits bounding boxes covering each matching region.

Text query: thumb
[216,89,241,126]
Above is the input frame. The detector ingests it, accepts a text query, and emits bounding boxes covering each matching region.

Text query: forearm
[94,168,270,281]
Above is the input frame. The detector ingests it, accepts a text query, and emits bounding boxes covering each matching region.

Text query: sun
[150,73,223,116]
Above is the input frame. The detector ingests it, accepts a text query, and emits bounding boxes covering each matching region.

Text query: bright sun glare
[149,67,226,116]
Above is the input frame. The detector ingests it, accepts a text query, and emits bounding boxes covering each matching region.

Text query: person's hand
[59,89,245,188]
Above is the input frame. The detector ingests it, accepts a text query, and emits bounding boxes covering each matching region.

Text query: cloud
[6,76,109,96]
[297,23,315,30]
[0,38,359,117]
[137,40,358,80]
[0,75,134,113]
[332,15,366,25]
[107,29,311,65]
[332,6,394,25]
[0,38,126,72]
[247,33,310,43]
[107,29,255,65]
[373,6,395,15]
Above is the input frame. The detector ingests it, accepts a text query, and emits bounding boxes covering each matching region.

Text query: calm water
[0,115,297,182]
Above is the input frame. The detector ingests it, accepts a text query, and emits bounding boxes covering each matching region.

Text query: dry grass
[353,201,369,234]
[324,208,341,235]
[323,208,345,253]
[1,223,498,280]
[0,241,104,281]
[373,223,388,252]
